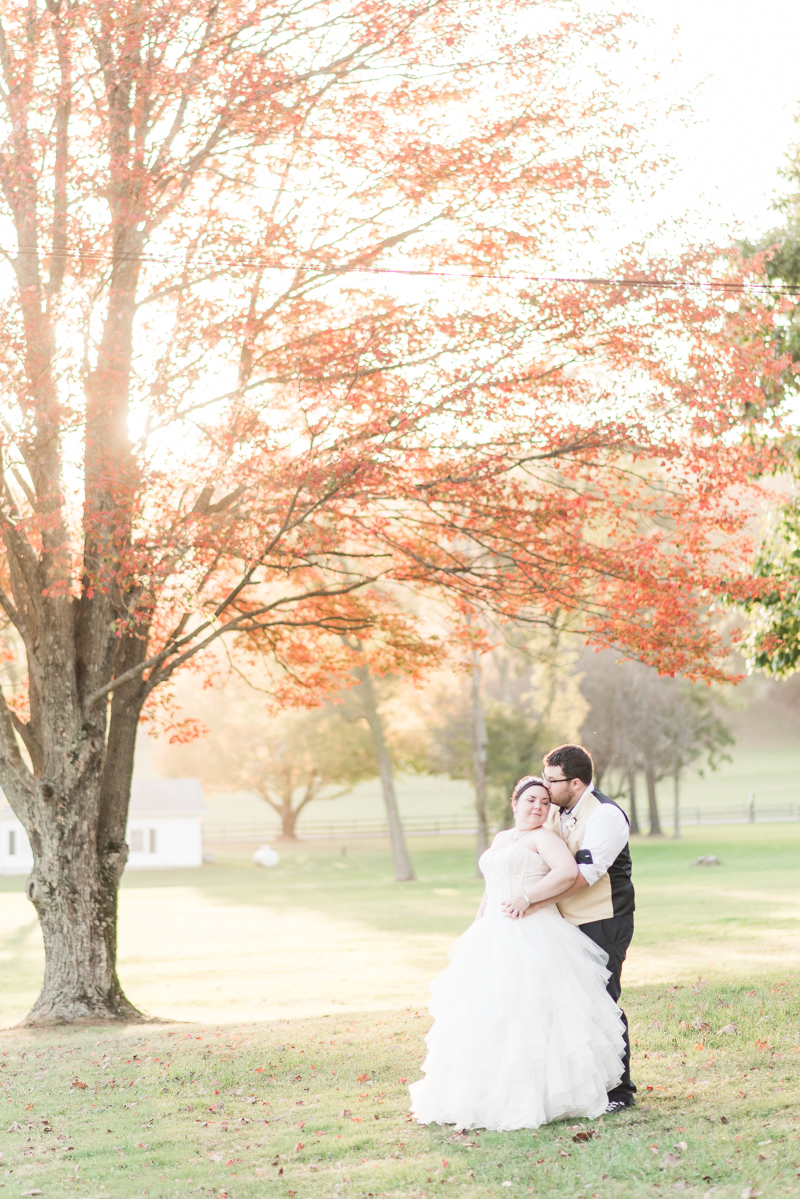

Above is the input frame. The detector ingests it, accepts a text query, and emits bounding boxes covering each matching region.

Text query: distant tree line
[577,651,733,835]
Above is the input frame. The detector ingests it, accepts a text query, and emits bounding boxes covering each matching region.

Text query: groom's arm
[527,804,628,909]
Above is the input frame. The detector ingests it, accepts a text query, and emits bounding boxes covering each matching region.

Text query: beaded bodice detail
[478,841,553,911]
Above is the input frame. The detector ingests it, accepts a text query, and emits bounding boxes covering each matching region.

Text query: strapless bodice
[478,840,555,912]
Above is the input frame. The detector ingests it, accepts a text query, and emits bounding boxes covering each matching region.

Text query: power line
[11,245,800,295]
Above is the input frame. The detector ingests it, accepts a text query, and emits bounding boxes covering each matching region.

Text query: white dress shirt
[559,782,630,887]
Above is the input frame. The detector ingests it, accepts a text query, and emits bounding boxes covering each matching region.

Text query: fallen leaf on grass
[294,1142,304,1152]
[692,1018,710,1033]
[21,1191,43,1196]
[740,1189,760,1199]
[572,1130,597,1143]
[675,1141,688,1151]
[556,1149,571,1157]
[718,1023,738,1035]
[71,1079,88,1089]
[135,1142,149,1150]
[662,1153,682,1167]
[5,1123,21,1132]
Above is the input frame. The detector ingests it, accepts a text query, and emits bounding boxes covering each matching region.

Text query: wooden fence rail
[202,801,800,842]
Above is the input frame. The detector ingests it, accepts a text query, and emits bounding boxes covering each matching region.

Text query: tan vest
[546,791,614,925]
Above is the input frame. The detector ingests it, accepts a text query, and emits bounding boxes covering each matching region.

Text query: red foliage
[0,0,790,758]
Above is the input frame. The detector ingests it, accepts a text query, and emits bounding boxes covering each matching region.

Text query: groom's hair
[543,744,593,785]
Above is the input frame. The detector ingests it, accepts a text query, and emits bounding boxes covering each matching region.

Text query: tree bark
[672,772,680,839]
[280,801,299,840]
[471,652,489,867]
[6,689,143,1025]
[353,665,415,882]
[627,768,640,835]
[645,761,662,835]
[25,789,140,1025]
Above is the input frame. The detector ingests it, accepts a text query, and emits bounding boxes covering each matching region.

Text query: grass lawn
[0,824,799,1197]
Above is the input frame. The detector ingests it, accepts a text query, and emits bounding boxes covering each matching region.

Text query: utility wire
[10,245,800,295]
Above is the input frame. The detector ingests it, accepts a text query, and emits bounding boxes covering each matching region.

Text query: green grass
[1,825,800,1196]
[2,983,800,1199]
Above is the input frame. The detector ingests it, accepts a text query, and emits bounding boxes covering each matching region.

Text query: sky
[633,0,800,243]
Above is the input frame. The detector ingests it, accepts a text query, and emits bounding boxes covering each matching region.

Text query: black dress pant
[579,914,636,1105]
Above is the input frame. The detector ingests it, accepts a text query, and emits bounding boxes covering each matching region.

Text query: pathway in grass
[3,977,800,1199]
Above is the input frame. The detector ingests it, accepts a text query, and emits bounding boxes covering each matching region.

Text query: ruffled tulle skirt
[409,905,625,1131]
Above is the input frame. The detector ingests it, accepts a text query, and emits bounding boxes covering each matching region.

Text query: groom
[542,743,636,1113]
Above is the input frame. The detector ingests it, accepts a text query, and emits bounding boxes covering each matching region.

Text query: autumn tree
[154,679,378,839]
[0,0,786,1024]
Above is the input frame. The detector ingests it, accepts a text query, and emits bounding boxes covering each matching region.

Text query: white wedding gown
[409,840,625,1130]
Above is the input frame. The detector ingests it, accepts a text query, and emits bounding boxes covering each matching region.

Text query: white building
[0,778,207,874]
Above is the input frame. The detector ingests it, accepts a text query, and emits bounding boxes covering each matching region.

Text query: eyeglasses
[543,775,579,784]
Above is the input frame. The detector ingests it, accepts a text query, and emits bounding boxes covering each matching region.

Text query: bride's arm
[502,830,578,918]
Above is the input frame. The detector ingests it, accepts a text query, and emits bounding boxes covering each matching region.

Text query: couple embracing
[409,743,636,1132]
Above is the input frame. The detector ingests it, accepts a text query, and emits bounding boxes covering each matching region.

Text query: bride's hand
[502,893,530,919]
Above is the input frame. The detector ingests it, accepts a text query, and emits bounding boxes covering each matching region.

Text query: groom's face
[543,767,583,809]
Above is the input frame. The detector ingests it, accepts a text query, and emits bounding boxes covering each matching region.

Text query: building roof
[130,778,207,816]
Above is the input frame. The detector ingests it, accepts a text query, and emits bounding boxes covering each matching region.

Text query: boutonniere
[564,812,579,836]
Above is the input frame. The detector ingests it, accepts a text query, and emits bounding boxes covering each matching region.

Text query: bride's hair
[511,775,551,805]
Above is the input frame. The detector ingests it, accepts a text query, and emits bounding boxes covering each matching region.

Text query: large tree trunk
[354,665,415,882]
[645,761,662,835]
[25,792,138,1025]
[471,652,489,866]
[627,768,640,835]
[6,643,146,1024]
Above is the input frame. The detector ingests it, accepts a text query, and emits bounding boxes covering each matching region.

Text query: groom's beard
[549,797,570,809]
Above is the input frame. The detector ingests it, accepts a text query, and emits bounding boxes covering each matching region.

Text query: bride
[409,776,625,1131]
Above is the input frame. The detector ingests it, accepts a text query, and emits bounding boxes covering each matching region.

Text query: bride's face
[513,785,551,829]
